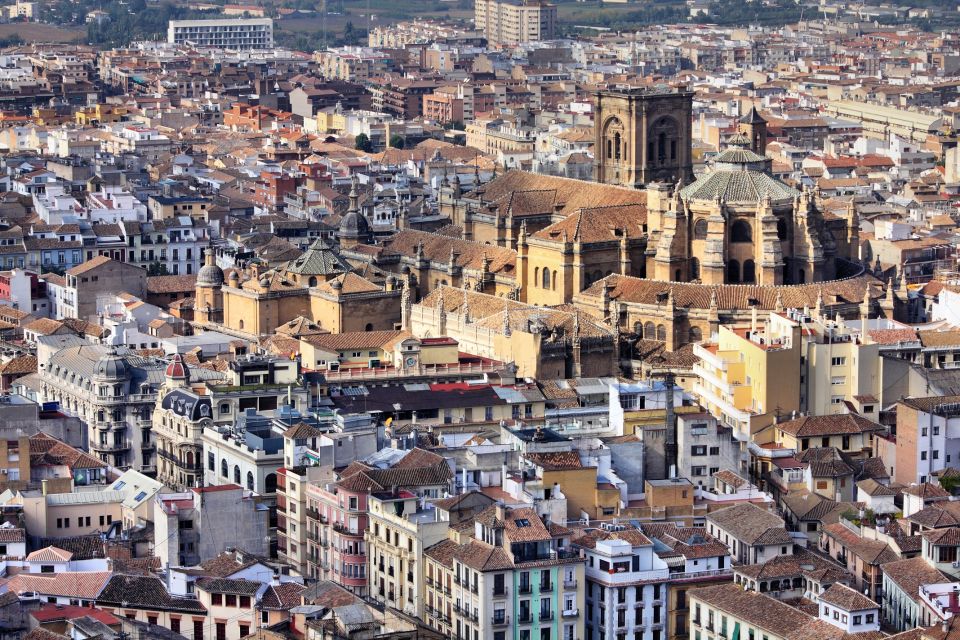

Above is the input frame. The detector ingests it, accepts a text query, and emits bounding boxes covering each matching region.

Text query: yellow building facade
[692,316,801,439]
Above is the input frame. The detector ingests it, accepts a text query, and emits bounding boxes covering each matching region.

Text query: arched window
[743,259,756,283]
[675,269,682,281]
[727,259,741,283]
[365,323,373,331]
[656,324,667,341]
[798,268,806,284]
[689,326,703,343]
[731,220,752,243]
[606,139,612,159]
[246,471,254,491]
[644,322,656,340]
[185,451,194,467]
[221,459,228,478]
[690,258,700,280]
[233,465,241,485]
[648,117,679,167]
[308,276,318,287]
[693,218,708,240]
[542,268,550,289]
[614,132,621,160]
[634,321,643,334]
[552,271,557,291]
[238,319,244,330]
[534,267,540,286]
[265,473,277,494]
[776,217,787,241]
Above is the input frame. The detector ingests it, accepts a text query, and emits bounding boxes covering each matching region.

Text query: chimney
[950,585,959,612]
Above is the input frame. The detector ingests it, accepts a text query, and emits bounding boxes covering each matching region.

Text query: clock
[404,356,417,368]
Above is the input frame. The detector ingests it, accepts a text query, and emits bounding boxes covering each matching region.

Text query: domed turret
[94,348,129,380]
[197,251,224,287]
[339,175,372,249]
[165,352,190,382]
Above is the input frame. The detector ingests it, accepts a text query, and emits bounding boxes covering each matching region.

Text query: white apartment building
[583,536,669,640]
[167,18,274,50]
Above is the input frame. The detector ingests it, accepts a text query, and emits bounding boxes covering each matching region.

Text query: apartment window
[934,426,941,436]
[934,450,940,460]
[691,445,707,456]
[923,427,929,437]
[208,452,215,471]
[831,357,846,366]
[709,446,720,455]
[212,594,222,605]
[692,466,707,476]
[922,451,928,461]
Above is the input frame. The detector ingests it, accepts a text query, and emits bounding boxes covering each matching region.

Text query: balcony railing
[519,583,532,594]
[563,579,578,589]
[306,507,319,520]
[540,611,554,622]
[92,440,131,453]
[540,582,553,592]
[563,609,578,618]
[518,613,533,624]
[493,585,508,597]
[492,615,509,627]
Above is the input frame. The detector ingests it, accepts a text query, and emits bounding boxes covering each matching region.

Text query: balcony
[493,585,508,597]
[563,579,578,589]
[519,583,532,594]
[491,615,510,627]
[563,608,578,618]
[518,613,533,624]
[540,582,553,592]
[92,440,130,453]
[333,522,360,536]
[540,611,554,622]
[306,507,319,520]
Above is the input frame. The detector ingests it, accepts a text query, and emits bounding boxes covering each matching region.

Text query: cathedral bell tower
[594,86,694,188]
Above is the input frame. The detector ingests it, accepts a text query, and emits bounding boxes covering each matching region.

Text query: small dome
[197,251,224,287]
[94,349,129,380]
[339,211,370,239]
[165,353,190,381]
[197,262,224,287]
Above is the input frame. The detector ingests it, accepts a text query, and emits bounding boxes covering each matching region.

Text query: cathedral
[189,91,883,354]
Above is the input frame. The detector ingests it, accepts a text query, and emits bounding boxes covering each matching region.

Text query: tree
[355,133,373,152]
[389,134,406,149]
[147,261,170,276]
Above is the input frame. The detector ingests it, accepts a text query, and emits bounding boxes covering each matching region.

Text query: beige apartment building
[475,0,557,47]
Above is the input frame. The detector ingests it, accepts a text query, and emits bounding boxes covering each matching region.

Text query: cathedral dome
[681,149,797,205]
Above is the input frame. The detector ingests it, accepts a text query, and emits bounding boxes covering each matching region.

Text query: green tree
[389,134,405,149]
[355,133,373,152]
[147,261,170,276]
